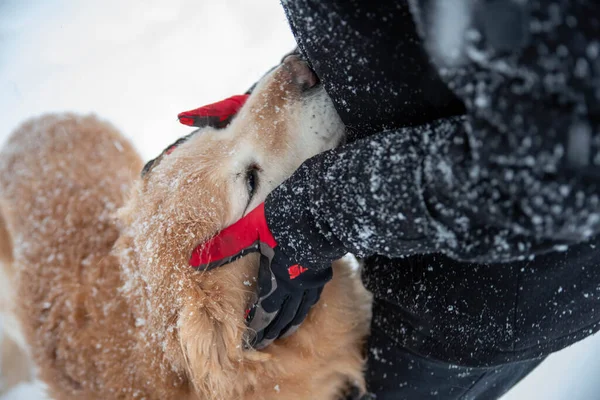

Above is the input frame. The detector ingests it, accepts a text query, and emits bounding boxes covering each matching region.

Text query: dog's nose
[282,54,319,91]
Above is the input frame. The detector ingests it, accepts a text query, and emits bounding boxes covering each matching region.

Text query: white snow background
[0,1,599,399]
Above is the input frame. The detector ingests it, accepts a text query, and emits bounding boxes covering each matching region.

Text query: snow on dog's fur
[0,56,372,399]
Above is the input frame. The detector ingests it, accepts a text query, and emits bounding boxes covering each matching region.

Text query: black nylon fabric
[362,240,600,368]
[281,0,465,142]
[265,0,600,398]
[365,320,544,400]
[271,0,600,267]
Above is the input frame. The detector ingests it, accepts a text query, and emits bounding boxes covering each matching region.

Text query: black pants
[365,303,544,400]
[360,246,600,400]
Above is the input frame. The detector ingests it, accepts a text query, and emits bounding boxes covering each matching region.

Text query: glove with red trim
[189,203,333,349]
[142,94,251,177]
[178,94,250,129]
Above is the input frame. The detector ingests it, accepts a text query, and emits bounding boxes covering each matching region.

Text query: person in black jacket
[192,1,600,398]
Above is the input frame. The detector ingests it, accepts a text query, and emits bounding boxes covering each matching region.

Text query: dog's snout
[282,54,319,91]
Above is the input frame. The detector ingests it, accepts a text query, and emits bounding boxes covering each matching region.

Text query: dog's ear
[177,257,265,397]
[178,301,241,397]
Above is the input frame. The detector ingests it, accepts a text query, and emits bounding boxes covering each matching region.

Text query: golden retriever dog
[0,55,372,399]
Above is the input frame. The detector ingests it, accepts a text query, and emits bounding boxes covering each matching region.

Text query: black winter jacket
[265,0,600,366]
[268,0,600,265]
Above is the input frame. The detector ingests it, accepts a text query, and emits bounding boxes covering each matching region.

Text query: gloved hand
[189,203,333,349]
[141,94,251,177]
[178,94,249,129]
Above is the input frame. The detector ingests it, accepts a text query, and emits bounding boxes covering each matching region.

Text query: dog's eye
[246,166,259,199]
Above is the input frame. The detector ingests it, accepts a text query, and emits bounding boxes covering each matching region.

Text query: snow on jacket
[266,0,600,267]
[265,0,600,367]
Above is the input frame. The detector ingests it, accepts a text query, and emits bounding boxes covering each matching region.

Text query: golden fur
[0,59,372,399]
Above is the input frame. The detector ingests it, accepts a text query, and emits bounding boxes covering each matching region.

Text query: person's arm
[266,0,600,267]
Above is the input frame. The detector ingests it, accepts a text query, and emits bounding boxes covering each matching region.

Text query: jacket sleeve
[265,0,600,267]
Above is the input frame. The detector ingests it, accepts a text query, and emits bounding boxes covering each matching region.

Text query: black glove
[246,249,332,349]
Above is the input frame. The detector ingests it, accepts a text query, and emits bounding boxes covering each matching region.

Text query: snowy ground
[0,1,599,399]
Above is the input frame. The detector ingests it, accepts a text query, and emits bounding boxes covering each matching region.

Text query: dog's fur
[0,59,372,399]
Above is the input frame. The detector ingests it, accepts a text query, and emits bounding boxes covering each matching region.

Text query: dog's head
[116,56,345,397]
